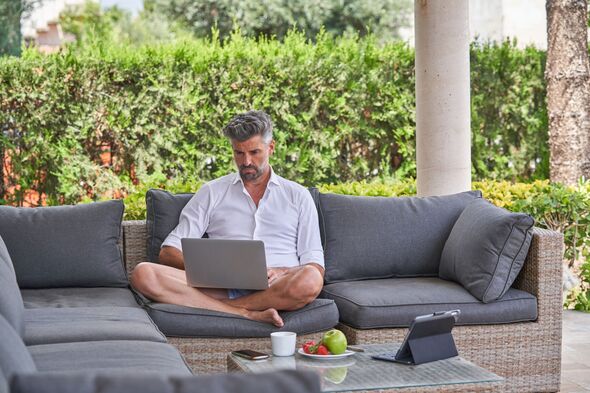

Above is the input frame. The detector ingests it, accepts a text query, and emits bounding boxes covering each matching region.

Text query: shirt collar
[232,166,281,187]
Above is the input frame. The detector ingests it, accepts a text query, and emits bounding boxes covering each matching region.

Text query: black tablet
[372,310,460,365]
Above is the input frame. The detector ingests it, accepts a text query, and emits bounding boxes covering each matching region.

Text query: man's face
[231,135,275,182]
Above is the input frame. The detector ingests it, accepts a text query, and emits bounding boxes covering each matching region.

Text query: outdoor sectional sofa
[0,200,321,393]
[0,187,564,393]
[118,188,564,393]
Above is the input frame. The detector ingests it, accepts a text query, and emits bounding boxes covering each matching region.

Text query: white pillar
[415,0,471,196]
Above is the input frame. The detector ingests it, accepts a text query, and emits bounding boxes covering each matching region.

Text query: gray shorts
[227,289,255,300]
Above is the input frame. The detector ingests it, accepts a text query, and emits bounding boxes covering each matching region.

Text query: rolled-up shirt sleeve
[161,184,212,252]
[296,191,325,267]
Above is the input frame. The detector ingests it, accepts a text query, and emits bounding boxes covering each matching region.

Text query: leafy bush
[0,34,549,206]
[59,0,185,47]
[567,261,590,311]
[0,0,23,56]
[0,32,416,205]
[470,41,548,180]
[150,0,413,42]
[122,174,203,220]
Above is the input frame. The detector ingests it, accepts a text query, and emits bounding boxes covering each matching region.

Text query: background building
[21,0,142,52]
[470,0,547,49]
[398,0,548,49]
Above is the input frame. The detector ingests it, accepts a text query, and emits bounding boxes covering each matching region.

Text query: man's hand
[267,267,291,285]
[159,246,185,270]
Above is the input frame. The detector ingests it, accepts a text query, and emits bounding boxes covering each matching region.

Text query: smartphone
[231,349,270,360]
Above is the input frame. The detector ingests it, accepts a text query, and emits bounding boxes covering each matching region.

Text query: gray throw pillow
[318,190,482,283]
[146,189,194,262]
[0,235,25,337]
[439,198,534,303]
[0,200,127,289]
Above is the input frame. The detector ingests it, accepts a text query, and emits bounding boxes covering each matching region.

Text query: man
[131,111,324,327]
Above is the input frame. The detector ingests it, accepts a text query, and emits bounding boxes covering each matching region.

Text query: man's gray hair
[222,110,273,144]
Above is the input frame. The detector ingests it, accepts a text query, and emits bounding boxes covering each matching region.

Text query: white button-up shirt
[162,169,324,269]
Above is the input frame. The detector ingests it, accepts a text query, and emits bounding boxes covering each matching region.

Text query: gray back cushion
[146,189,193,262]
[439,198,534,303]
[0,201,127,289]
[318,190,482,283]
[0,235,25,337]
[0,314,37,393]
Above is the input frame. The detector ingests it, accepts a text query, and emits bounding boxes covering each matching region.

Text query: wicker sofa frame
[121,221,563,392]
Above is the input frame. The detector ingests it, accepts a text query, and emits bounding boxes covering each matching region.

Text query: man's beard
[239,164,265,181]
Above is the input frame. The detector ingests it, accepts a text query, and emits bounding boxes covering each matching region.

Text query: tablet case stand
[372,311,460,365]
[403,332,458,365]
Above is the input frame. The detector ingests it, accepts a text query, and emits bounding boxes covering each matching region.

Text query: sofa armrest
[122,220,148,273]
[512,227,564,323]
[11,370,321,393]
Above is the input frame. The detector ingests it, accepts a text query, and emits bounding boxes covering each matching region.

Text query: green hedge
[0,33,548,205]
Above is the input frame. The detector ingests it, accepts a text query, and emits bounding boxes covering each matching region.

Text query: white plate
[297,348,356,360]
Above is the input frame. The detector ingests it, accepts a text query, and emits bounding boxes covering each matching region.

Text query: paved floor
[561,310,590,392]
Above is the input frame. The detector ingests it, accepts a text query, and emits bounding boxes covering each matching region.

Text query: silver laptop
[181,238,269,290]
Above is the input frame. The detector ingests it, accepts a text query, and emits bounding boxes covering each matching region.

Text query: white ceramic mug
[271,331,297,357]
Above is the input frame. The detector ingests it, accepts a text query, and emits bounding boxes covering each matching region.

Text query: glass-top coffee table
[227,343,503,392]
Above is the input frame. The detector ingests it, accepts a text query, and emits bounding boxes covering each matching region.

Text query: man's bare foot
[246,308,284,327]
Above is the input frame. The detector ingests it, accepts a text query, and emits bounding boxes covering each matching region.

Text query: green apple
[322,329,347,355]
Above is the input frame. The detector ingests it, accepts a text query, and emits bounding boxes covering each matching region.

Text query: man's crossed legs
[130,263,324,327]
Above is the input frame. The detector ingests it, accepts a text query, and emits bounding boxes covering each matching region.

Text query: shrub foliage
[150,0,413,42]
[0,34,549,205]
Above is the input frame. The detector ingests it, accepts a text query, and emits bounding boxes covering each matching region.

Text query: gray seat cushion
[0,315,36,393]
[146,189,193,262]
[320,277,537,329]
[0,200,127,288]
[23,307,166,346]
[21,287,140,309]
[0,235,25,337]
[439,198,534,303]
[10,370,321,393]
[316,191,482,283]
[28,340,191,375]
[139,296,339,337]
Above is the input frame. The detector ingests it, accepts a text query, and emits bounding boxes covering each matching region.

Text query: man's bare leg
[130,262,284,327]
[224,265,324,312]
